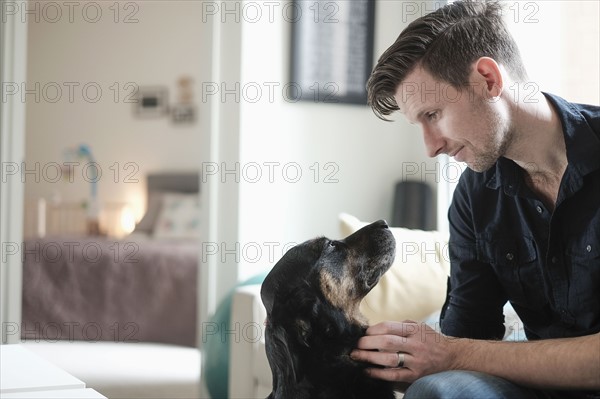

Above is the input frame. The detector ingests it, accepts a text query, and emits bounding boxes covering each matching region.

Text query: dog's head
[261,220,395,397]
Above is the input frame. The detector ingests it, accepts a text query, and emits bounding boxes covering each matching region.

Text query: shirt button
[587,245,592,252]
[551,256,558,264]
[506,252,514,261]
[536,205,543,214]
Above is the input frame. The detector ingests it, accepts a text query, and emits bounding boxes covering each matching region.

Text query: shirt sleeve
[440,173,507,340]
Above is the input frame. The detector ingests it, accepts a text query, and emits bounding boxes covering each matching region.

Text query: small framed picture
[134,86,168,117]
[290,0,376,105]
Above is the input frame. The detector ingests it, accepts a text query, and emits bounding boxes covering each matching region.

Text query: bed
[21,172,201,348]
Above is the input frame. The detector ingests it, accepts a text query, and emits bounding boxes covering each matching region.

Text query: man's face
[394,66,512,172]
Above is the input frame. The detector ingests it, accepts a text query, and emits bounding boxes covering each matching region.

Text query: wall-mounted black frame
[134,86,168,118]
[289,0,376,105]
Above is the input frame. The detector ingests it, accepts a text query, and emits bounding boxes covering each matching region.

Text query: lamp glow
[120,206,136,235]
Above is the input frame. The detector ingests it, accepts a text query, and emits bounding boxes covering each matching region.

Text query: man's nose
[423,127,445,158]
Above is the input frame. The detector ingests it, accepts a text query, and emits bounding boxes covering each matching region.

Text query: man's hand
[351,321,600,390]
[350,321,458,383]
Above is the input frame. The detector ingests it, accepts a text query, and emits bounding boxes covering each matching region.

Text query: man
[349,1,600,398]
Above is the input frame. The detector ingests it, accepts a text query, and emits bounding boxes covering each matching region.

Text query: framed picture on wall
[134,86,169,118]
[289,0,376,105]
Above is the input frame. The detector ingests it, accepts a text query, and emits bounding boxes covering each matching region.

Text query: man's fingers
[356,334,406,352]
[366,321,420,337]
[351,349,410,368]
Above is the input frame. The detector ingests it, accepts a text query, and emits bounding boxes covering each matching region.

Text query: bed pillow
[153,193,201,239]
[339,213,450,323]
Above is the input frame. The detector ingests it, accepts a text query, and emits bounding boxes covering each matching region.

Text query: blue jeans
[403,371,560,399]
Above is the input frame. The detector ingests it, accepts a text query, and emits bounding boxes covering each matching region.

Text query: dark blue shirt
[441,93,600,342]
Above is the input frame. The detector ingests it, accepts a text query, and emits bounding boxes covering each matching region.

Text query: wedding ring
[397,352,405,368]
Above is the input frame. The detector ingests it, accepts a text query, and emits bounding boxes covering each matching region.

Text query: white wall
[507,0,599,105]
[24,1,206,226]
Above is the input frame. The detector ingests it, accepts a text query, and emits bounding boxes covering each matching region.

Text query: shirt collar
[485,158,521,195]
[545,92,600,176]
[486,92,600,192]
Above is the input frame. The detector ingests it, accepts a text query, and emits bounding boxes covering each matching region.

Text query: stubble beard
[466,98,513,173]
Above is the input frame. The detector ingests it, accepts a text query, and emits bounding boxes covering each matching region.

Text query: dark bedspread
[21,235,198,347]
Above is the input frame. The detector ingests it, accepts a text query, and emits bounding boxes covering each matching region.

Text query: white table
[0,344,106,398]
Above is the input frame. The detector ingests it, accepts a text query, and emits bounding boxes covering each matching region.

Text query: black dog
[261,220,397,399]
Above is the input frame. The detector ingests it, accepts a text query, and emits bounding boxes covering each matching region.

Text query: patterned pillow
[153,193,200,239]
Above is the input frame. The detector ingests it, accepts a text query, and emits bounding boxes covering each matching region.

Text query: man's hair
[367,0,528,121]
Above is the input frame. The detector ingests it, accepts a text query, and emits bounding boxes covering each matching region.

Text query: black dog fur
[261,220,397,399]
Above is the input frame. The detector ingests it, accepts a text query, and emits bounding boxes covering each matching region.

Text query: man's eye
[426,111,438,121]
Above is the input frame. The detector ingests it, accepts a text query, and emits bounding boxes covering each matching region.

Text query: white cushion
[339,213,450,324]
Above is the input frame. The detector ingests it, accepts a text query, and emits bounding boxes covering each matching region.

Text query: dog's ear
[265,283,318,389]
[265,318,304,395]
[285,282,325,348]
[295,318,312,347]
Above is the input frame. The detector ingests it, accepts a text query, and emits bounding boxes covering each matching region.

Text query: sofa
[227,213,525,397]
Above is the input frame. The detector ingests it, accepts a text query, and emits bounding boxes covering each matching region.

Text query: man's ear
[473,56,504,98]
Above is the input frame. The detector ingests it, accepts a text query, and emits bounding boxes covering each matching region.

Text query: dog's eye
[327,240,346,253]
